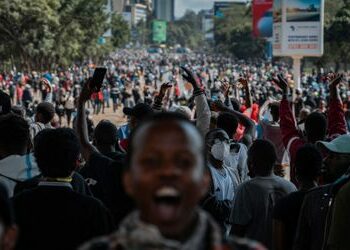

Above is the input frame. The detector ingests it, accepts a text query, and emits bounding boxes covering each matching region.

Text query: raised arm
[327,73,347,136]
[152,82,172,112]
[40,78,53,103]
[212,100,255,147]
[259,99,272,122]
[220,81,234,110]
[181,66,211,136]
[273,74,300,146]
[76,79,98,161]
[239,77,252,109]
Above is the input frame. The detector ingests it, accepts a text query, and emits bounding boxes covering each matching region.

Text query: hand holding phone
[89,67,107,92]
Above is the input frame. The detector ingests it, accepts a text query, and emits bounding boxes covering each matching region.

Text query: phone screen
[90,67,107,92]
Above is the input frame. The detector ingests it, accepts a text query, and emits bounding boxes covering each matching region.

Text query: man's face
[124,121,209,239]
[323,151,350,183]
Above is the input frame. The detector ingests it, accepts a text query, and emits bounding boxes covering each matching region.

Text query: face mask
[211,141,230,161]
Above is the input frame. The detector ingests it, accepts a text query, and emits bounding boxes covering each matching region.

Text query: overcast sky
[175,0,213,17]
[175,0,248,18]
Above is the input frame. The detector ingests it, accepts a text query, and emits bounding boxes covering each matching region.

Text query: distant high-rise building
[124,3,148,26]
[200,9,214,41]
[153,0,174,22]
[111,0,125,13]
[127,0,152,11]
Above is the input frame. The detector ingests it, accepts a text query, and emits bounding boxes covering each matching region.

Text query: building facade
[153,0,174,22]
[111,0,126,13]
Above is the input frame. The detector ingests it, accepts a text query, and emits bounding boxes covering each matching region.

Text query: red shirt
[280,97,347,184]
[16,86,23,100]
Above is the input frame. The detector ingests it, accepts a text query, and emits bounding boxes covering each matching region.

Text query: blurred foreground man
[0,183,17,250]
[80,113,265,250]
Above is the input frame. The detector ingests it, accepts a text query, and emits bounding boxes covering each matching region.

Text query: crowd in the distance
[0,50,349,250]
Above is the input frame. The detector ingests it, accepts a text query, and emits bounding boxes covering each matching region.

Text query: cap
[317,135,350,154]
[0,90,11,116]
[123,103,153,121]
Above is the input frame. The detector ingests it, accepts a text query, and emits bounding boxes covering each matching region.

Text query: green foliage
[320,0,350,70]
[111,13,130,48]
[167,10,205,48]
[214,5,266,59]
[0,0,129,71]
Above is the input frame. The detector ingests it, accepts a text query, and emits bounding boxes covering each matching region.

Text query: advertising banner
[272,0,282,55]
[152,20,167,43]
[252,0,273,38]
[273,0,324,57]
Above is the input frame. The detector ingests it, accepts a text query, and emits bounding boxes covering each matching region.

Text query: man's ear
[123,170,134,197]
[35,113,42,123]
[2,225,18,250]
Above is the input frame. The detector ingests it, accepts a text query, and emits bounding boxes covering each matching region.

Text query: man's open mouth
[152,186,182,221]
[154,186,181,204]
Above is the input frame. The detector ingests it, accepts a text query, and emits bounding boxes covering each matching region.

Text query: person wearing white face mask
[201,128,237,237]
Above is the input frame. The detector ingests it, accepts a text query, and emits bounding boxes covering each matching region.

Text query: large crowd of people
[0,50,349,250]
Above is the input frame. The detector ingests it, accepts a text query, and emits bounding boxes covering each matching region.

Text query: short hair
[295,144,322,180]
[94,120,117,146]
[230,98,241,111]
[205,128,229,147]
[217,112,239,138]
[36,102,55,124]
[0,113,29,155]
[34,128,80,178]
[305,112,327,143]
[248,139,277,176]
[126,112,203,169]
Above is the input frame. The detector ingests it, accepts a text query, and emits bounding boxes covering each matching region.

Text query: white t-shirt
[224,142,249,187]
[208,164,235,201]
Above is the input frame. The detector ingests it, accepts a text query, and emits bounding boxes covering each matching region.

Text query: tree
[167,10,205,48]
[214,4,266,59]
[326,2,350,71]
[111,13,130,48]
[0,0,114,71]
[312,0,350,71]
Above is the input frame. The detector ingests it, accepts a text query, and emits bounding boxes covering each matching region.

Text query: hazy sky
[175,0,213,17]
[175,0,248,18]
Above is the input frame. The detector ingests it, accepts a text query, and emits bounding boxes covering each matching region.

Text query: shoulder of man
[224,236,267,250]
[78,233,123,250]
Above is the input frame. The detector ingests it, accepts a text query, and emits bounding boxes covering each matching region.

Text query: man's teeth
[155,187,180,197]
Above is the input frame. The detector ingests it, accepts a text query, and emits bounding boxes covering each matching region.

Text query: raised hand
[220,80,230,97]
[40,78,52,92]
[181,66,199,90]
[159,82,172,98]
[78,78,94,105]
[272,74,288,94]
[327,73,343,99]
[238,77,249,88]
[327,73,343,88]
[210,100,226,112]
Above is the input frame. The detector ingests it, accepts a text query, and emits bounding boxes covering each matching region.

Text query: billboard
[252,0,273,38]
[214,1,246,18]
[273,0,282,55]
[273,0,324,57]
[152,20,167,43]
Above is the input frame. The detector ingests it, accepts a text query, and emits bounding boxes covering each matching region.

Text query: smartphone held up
[89,67,107,92]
